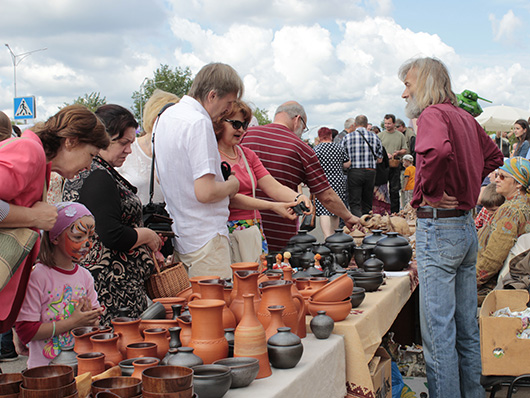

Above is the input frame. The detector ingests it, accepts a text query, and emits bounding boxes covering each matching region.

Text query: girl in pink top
[15,202,103,368]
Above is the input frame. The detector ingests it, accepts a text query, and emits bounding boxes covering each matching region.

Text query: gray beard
[405,96,422,119]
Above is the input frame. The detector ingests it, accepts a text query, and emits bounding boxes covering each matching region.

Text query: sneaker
[0,350,18,362]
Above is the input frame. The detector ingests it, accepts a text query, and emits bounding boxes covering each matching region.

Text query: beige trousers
[175,234,231,279]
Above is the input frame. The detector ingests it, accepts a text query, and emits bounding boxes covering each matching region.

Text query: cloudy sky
[1,0,529,138]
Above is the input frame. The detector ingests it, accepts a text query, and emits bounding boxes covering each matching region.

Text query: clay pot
[126,342,158,359]
[189,279,236,330]
[351,271,384,292]
[139,319,179,337]
[288,230,317,250]
[0,373,22,395]
[131,357,159,380]
[229,271,261,323]
[171,305,183,320]
[192,364,232,398]
[140,301,167,320]
[76,352,112,377]
[310,310,334,339]
[153,297,187,320]
[362,229,385,248]
[267,327,304,369]
[310,273,353,302]
[143,328,170,360]
[308,297,352,322]
[141,365,194,393]
[281,267,307,338]
[166,347,203,368]
[294,277,311,291]
[353,245,373,268]
[309,277,328,290]
[224,328,235,358]
[373,232,413,271]
[168,326,182,350]
[363,254,384,273]
[50,345,78,375]
[71,326,101,355]
[89,333,123,367]
[257,280,304,337]
[91,376,142,397]
[188,299,229,364]
[234,294,271,379]
[350,287,366,308]
[176,315,192,347]
[264,272,282,281]
[264,305,287,341]
[111,317,143,357]
[212,357,260,389]
[190,275,221,294]
[176,286,193,301]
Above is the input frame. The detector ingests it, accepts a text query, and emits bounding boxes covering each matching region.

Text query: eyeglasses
[298,115,309,133]
[224,119,249,131]
[495,171,512,181]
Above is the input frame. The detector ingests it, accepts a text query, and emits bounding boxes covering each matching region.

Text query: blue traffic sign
[14,96,36,120]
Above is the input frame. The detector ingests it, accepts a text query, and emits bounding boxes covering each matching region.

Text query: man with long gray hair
[399,57,503,398]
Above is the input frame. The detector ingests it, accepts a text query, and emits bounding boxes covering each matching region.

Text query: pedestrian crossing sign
[14,96,36,120]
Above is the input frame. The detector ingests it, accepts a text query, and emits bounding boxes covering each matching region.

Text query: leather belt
[416,208,469,219]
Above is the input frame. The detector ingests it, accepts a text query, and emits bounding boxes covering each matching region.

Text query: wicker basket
[146,260,190,299]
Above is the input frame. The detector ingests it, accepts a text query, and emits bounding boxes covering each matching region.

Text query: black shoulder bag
[357,130,389,186]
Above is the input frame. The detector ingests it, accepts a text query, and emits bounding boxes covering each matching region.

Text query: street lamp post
[5,43,47,98]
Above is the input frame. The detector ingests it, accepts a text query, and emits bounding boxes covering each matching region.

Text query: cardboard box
[369,347,392,398]
[479,289,530,376]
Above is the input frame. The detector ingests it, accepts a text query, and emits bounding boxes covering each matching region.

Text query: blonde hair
[143,89,180,135]
[398,57,457,113]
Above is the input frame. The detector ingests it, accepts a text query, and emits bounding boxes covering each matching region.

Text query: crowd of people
[1,56,530,398]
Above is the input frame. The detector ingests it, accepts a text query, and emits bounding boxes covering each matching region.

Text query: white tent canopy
[475,105,530,132]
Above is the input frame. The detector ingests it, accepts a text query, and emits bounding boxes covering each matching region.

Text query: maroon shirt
[242,123,330,251]
[411,102,503,210]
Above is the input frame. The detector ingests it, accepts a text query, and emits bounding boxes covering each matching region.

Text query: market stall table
[305,271,418,398]
[225,333,346,398]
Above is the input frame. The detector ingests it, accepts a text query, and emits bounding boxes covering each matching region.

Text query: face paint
[58,216,95,262]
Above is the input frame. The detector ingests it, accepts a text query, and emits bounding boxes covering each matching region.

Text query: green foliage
[131,64,194,123]
[254,107,272,125]
[63,92,107,112]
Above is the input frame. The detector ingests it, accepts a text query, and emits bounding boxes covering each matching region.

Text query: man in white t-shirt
[154,63,242,278]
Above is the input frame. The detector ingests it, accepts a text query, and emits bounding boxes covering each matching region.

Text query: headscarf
[499,157,530,192]
[49,202,93,241]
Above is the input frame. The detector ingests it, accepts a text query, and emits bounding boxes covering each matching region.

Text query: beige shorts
[175,234,231,279]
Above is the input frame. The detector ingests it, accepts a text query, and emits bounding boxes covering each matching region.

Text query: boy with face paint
[15,202,104,368]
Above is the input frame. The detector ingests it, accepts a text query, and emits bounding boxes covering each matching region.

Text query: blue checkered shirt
[341,127,383,169]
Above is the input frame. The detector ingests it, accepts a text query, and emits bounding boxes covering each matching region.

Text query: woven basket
[146,259,190,299]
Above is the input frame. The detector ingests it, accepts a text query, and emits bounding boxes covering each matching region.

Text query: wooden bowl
[141,386,194,398]
[91,376,142,397]
[310,273,353,302]
[308,297,352,322]
[141,365,193,393]
[22,365,74,390]
[0,373,23,395]
[20,379,77,398]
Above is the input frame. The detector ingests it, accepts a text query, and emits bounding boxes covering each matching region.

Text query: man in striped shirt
[242,101,362,251]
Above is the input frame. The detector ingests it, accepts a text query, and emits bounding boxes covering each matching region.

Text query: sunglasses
[495,171,512,181]
[224,119,249,131]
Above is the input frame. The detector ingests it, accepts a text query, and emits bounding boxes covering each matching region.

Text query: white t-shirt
[116,140,165,205]
[154,95,229,254]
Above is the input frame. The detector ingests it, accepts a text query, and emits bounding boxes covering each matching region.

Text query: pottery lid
[324,229,353,244]
[375,232,410,247]
[362,255,384,268]
[362,229,385,245]
[267,327,302,346]
[312,243,331,255]
[288,230,317,246]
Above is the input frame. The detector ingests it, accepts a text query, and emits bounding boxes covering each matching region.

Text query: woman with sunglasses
[476,157,530,304]
[214,100,311,263]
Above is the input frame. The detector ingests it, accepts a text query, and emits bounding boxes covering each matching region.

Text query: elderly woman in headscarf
[476,157,530,302]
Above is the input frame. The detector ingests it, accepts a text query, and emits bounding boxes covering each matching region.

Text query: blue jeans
[416,213,484,398]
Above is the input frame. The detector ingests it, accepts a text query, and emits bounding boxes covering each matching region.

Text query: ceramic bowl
[310,273,353,302]
[213,357,260,388]
[119,357,142,376]
[350,287,366,308]
[139,302,167,320]
[20,379,77,398]
[141,365,194,393]
[351,272,384,292]
[308,297,352,322]
[192,364,232,398]
[91,376,142,397]
[22,364,74,390]
[0,373,23,395]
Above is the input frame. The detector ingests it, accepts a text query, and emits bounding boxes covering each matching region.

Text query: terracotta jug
[143,328,170,360]
[131,357,159,379]
[257,280,304,336]
[283,267,307,338]
[229,270,261,323]
[234,294,271,379]
[72,326,101,355]
[229,262,259,303]
[188,299,228,364]
[126,342,158,359]
[76,352,112,377]
[265,305,287,342]
[176,315,192,346]
[89,333,123,367]
[189,279,236,329]
[190,275,220,295]
[111,317,143,357]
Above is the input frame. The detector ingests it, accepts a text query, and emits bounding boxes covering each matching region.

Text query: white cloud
[489,10,523,45]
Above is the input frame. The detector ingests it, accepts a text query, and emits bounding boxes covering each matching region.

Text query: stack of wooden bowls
[0,373,23,397]
[91,376,142,397]
[20,365,77,398]
[141,365,194,398]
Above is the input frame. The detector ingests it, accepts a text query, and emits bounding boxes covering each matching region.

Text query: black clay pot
[350,287,366,308]
[288,230,317,251]
[310,310,334,339]
[193,364,232,398]
[362,229,385,248]
[328,268,347,281]
[353,245,373,268]
[352,272,384,292]
[224,328,235,358]
[166,346,203,367]
[299,247,316,270]
[168,326,182,350]
[373,232,413,271]
[267,327,304,369]
[362,255,384,273]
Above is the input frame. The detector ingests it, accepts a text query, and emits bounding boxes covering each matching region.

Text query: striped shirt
[241,123,330,251]
[342,127,383,169]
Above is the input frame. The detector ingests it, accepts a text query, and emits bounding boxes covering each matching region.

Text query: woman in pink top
[214,100,311,263]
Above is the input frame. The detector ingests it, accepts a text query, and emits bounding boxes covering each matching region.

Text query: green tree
[254,107,271,125]
[131,64,194,122]
[63,92,107,112]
